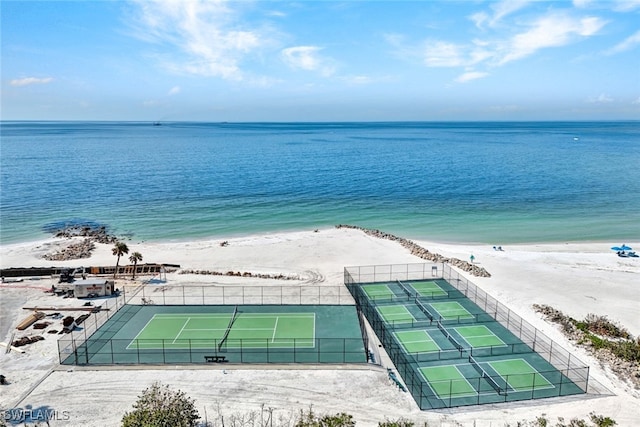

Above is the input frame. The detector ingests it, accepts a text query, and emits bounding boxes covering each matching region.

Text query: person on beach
[470,254,475,263]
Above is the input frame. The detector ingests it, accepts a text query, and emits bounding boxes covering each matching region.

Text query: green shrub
[121,382,200,427]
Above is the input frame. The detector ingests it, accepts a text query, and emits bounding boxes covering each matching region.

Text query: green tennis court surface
[430,301,474,321]
[420,365,476,398]
[362,284,395,300]
[490,359,554,392]
[349,277,588,409]
[454,325,506,348]
[395,330,440,353]
[377,305,415,324]
[128,312,315,350]
[62,305,366,365]
[410,281,447,298]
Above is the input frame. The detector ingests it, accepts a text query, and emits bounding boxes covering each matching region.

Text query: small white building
[71,279,115,298]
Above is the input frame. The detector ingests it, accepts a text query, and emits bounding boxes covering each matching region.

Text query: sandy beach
[1,227,639,426]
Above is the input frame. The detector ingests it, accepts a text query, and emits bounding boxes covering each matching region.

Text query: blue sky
[2,0,639,121]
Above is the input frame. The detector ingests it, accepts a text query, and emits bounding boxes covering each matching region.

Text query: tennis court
[346,273,589,409]
[490,359,554,392]
[420,365,476,398]
[454,325,506,349]
[410,281,447,298]
[361,284,395,300]
[61,304,365,365]
[376,304,416,324]
[429,301,474,321]
[128,311,315,350]
[394,330,441,353]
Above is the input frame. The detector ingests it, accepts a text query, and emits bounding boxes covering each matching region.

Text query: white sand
[1,228,639,426]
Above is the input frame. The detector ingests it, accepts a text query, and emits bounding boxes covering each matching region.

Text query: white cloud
[498,14,606,65]
[168,86,181,95]
[606,29,640,54]
[633,96,640,105]
[10,77,53,87]
[455,71,489,83]
[490,0,532,26]
[613,0,640,11]
[587,93,614,103]
[423,41,466,67]
[573,0,593,8]
[127,0,270,80]
[267,10,286,18]
[471,0,532,29]
[281,46,336,76]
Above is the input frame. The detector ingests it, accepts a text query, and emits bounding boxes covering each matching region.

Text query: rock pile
[42,238,95,261]
[12,336,45,347]
[54,225,118,244]
[335,224,491,277]
[42,225,120,261]
[178,270,298,280]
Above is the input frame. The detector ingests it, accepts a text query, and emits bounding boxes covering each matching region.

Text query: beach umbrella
[620,244,633,251]
[611,246,623,251]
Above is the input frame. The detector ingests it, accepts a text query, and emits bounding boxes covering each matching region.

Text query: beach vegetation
[295,406,355,427]
[512,412,615,426]
[121,382,200,427]
[129,251,143,279]
[534,305,640,364]
[580,314,630,339]
[112,241,129,278]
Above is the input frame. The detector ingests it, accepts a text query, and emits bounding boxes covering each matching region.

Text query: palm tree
[112,242,129,278]
[129,251,143,280]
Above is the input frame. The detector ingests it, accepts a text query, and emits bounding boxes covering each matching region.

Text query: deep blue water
[1,121,639,244]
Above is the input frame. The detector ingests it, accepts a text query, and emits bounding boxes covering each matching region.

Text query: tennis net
[218,306,239,351]
[437,320,464,351]
[396,280,414,298]
[468,355,502,394]
[415,299,434,321]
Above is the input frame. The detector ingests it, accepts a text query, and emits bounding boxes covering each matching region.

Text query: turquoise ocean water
[1,121,638,245]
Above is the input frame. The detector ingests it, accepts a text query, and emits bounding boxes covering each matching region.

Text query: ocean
[1,121,638,245]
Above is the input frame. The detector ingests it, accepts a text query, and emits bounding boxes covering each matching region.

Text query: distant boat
[152,122,162,126]
[573,137,579,141]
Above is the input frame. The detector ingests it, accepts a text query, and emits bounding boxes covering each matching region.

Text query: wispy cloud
[471,0,532,29]
[127,0,272,80]
[393,5,607,85]
[613,0,640,11]
[10,77,53,87]
[498,14,606,65]
[587,93,614,103]
[606,29,640,54]
[281,46,336,76]
[168,86,181,95]
[423,41,466,67]
[455,71,489,83]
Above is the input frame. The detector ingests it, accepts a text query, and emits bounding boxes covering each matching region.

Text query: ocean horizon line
[2,119,639,124]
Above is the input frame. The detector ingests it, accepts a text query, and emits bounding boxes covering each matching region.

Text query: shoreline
[1,227,639,426]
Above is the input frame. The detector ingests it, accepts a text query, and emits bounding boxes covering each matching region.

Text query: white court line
[126,314,162,350]
[172,318,191,344]
[272,316,279,343]
[454,328,507,348]
[489,358,555,393]
[419,365,478,399]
